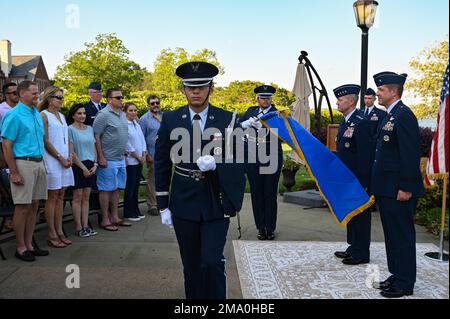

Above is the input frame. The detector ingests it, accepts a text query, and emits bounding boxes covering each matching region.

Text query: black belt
[175,166,205,181]
[14,156,43,162]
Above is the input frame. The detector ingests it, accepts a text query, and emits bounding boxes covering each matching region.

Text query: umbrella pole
[425,173,449,263]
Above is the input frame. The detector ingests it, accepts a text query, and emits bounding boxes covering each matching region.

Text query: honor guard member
[155,62,246,299]
[363,88,387,137]
[371,72,425,298]
[239,85,283,241]
[333,84,374,265]
[84,82,106,126]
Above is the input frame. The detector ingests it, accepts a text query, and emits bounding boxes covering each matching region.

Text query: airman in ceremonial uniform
[239,85,283,241]
[154,62,246,299]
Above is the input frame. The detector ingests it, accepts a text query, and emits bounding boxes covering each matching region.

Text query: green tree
[54,33,145,97]
[407,37,449,119]
[212,80,296,114]
[151,48,224,94]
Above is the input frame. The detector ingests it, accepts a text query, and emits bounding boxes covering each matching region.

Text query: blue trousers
[246,163,282,232]
[346,209,372,260]
[173,217,230,299]
[378,197,417,291]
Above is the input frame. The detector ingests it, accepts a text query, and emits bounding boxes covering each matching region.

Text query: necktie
[193,114,202,161]
[193,114,202,133]
[365,108,369,117]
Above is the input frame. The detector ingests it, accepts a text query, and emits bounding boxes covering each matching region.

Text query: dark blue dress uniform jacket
[239,105,284,162]
[365,106,387,138]
[155,105,246,222]
[371,101,425,198]
[84,101,106,127]
[336,110,374,189]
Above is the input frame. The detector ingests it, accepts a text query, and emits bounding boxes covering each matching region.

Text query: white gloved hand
[250,117,263,129]
[241,117,260,130]
[197,155,217,172]
[160,208,173,228]
[241,118,253,130]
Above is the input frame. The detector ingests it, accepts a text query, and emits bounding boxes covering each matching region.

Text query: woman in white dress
[39,87,74,248]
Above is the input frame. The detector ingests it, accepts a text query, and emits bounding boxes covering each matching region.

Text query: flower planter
[282,168,299,193]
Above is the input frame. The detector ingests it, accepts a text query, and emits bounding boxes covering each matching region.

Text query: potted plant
[282,154,302,192]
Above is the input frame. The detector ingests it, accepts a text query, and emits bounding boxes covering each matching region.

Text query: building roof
[10,55,42,80]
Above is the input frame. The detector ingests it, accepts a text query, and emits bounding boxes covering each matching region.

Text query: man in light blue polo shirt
[1,80,49,262]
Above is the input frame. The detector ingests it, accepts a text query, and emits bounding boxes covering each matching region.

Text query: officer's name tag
[343,127,354,138]
[382,122,394,131]
[371,116,378,121]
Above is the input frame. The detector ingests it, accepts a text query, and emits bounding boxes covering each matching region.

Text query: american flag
[426,65,449,186]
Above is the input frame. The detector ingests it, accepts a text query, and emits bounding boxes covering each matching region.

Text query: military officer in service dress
[371,72,425,298]
[154,62,246,299]
[363,88,387,137]
[84,82,107,127]
[363,88,387,213]
[239,85,283,241]
[332,84,374,265]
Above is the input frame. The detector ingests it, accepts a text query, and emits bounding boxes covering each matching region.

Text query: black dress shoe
[30,247,49,257]
[334,251,351,259]
[342,257,370,265]
[380,287,413,298]
[15,250,36,262]
[373,279,393,290]
[257,230,267,240]
[266,230,275,241]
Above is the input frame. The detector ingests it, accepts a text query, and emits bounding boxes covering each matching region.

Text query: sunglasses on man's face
[111,96,124,100]
[5,91,18,96]
[150,101,160,106]
[51,96,64,101]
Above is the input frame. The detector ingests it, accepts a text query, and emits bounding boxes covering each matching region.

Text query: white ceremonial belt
[156,192,169,196]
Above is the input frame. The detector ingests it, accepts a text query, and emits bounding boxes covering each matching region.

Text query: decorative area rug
[233,241,449,299]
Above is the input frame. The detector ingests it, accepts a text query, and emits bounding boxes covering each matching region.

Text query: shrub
[416,178,449,239]
[283,154,302,171]
[419,127,434,157]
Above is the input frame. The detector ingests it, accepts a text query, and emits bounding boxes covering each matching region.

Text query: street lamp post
[353,0,379,111]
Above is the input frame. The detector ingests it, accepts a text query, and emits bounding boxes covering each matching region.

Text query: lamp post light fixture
[353,0,379,111]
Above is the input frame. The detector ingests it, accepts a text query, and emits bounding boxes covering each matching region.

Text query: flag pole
[425,173,449,263]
